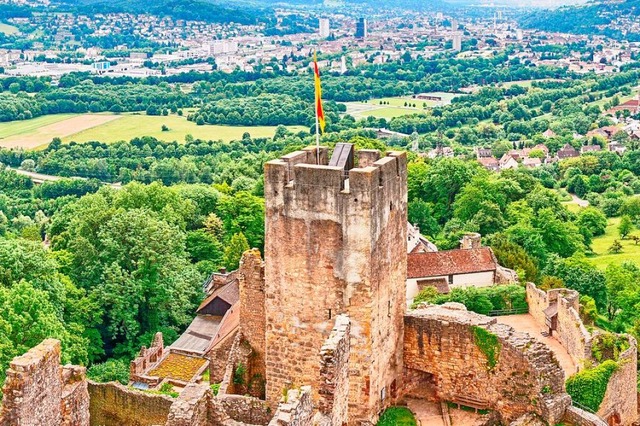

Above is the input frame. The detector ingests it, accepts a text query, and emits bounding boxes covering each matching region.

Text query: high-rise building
[319,18,330,38]
[452,33,462,52]
[355,17,367,38]
[450,18,458,31]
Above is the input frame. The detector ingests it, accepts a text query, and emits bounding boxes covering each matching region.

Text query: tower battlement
[265,146,407,225]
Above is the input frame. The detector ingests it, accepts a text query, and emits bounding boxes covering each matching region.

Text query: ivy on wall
[566,360,618,413]
[591,332,629,363]
[471,326,501,370]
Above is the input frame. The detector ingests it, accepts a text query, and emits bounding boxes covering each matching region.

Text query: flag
[313,51,326,134]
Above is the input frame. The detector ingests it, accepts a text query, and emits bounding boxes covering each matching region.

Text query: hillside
[49,0,268,25]
[519,0,640,40]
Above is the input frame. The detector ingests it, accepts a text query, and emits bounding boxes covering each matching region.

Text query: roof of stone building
[478,157,499,168]
[170,315,223,355]
[210,303,239,349]
[197,280,239,314]
[148,353,207,383]
[407,247,497,278]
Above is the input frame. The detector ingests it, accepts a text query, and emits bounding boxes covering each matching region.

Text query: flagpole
[315,106,320,165]
[314,49,320,165]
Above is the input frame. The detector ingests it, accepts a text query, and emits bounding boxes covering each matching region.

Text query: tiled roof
[197,280,239,313]
[407,247,497,279]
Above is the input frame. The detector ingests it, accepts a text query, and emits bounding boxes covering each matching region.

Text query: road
[8,167,122,189]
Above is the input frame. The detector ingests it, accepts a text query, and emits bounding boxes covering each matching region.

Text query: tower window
[388,300,391,317]
[328,309,332,320]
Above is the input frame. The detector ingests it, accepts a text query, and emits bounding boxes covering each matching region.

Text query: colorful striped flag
[313,51,326,134]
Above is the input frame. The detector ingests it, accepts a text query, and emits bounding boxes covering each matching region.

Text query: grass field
[562,201,583,214]
[0,113,308,149]
[0,114,78,139]
[343,92,461,120]
[0,22,19,35]
[589,217,640,270]
[0,114,122,149]
[60,114,307,145]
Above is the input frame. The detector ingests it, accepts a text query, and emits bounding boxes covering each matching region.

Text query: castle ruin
[0,145,637,426]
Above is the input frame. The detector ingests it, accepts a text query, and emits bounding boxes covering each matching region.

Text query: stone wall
[0,339,89,426]
[209,330,239,384]
[130,332,164,385]
[216,394,272,425]
[526,283,591,367]
[218,333,252,396]
[61,365,90,426]
[315,315,350,426]
[166,383,211,426]
[597,335,637,426]
[268,387,314,426]
[264,147,407,424]
[403,304,568,424]
[238,249,266,383]
[563,406,608,426]
[88,381,173,426]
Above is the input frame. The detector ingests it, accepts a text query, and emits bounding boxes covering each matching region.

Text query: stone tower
[263,146,407,424]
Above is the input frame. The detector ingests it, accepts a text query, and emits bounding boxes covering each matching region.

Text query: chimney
[460,233,482,250]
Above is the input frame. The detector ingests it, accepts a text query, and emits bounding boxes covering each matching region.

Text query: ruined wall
[215,394,272,425]
[315,315,350,426]
[130,332,164,385]
[0,339,89,426]
[526,283,591,367]
[563,406,608,426]
[88,381,173,426]
[555,291,591,367]
[403,304,568,424]
[166,384,211,426]
[268,387,314,426]
[208,330,238,384]
[61,366,90,426]
[526,282,551,328]
[264,147,407,424]
[238,249,266,382]
[597,336,637,426]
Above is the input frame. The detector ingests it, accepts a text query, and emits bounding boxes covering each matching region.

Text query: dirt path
[0,114,123,149]
[571,194,590,207]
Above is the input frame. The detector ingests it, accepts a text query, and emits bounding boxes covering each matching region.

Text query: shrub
[211,383,220,395]
[233,362,246,385]
[377,406,417,426]
[87,359,130,384]
[411,285,527,315]
[566,360,618,412]
[591,333,629,363]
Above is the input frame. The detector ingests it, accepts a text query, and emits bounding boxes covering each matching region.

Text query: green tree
[608,239,623,254]
[619,215,633,239]
[87,359,130,384]
[576,207,608,237]
[223,232,249,270]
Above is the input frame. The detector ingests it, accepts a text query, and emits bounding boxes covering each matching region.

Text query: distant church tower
[263,145,407,424]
